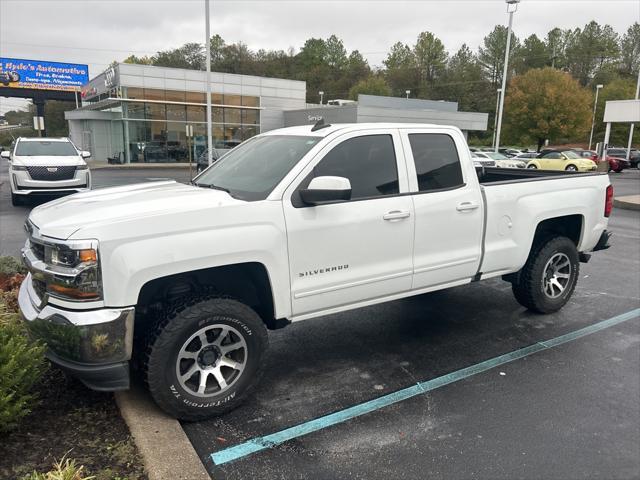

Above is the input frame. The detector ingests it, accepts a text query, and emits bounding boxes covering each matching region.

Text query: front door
[283,130,414,318]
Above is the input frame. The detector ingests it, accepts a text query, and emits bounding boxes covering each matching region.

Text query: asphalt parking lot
[1,164,639,479]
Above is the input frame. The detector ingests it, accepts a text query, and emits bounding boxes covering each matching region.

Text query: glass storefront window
[212,107,224,123]
[128,121,150,163]
[186,91,205,104]
[224,108,241,124]
[213,126,225,149]
[187,105,205,123]
[126,87,144,100]
[166,122,189,162]
[165,90,186,103]
[224,126,243,149]
[145,103,166,120]
[242,96,259,107]
[224,94,241,106]
[126,102,145,120]
[145,89,165,102]
[166,104,186,122]
[242,109,259,125]
[212,93,223,105]
[242,126,258,141]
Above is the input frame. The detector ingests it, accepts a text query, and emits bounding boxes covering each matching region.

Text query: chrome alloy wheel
[542,252,572,299]
[175,324,248,397]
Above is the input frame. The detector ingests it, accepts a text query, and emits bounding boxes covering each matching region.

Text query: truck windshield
[194,135,321,201]
[15,141,78,156]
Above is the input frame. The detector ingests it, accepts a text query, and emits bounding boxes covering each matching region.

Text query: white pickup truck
[19,123,613,420]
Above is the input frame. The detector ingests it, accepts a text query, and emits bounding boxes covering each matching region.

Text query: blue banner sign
[0,57,89,92]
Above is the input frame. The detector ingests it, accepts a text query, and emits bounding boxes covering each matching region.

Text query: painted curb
[115,386,210,480]
[614,195,640,211]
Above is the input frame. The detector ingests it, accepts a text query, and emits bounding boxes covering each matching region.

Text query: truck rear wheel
[511,236,579,314]
[144,296,268,420]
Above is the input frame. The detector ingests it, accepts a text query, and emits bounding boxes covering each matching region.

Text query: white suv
[2,137,92,206]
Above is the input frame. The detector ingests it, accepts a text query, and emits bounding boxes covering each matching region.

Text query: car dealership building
[66,63,488,163]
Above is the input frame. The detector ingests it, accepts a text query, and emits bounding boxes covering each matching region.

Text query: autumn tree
[504,67,592,150]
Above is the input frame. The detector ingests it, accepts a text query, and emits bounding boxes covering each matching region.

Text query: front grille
[32,278,46,300]
[31,241,45,261]
[27,166,76,181]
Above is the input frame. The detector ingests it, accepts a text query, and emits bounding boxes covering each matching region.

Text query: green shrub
[0,312,47,432]
[0,255,26,276]
[21,456,95,480]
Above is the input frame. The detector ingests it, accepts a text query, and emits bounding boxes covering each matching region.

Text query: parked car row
[469,145,639,172]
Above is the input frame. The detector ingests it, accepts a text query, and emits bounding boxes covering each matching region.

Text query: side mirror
[1,151,10,159]
[300,176,351,205]
[80,151,91,159]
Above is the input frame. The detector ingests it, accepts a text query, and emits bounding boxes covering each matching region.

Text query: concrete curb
[614,195,640,211]
[115,386,210,480]
[89,163,190,170]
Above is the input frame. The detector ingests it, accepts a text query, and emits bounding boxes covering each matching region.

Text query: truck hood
[13,155,85,167]
[29,181,243,240]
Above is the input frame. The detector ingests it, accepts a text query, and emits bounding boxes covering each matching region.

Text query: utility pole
[625,69,639,162]
[494,0,520,154]
[589,84,603,150]
[205,0,213,166]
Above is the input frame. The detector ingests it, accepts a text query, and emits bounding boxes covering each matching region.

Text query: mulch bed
[0,367,148,480]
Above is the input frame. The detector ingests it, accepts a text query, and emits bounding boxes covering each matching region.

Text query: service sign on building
[0,57,89,92]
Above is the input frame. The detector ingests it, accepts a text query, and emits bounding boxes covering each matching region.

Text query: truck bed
[477,167,605,185]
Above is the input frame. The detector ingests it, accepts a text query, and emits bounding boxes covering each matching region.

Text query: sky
[0,0,638,114]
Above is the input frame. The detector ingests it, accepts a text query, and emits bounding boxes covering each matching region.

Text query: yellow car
[527,150,597,172]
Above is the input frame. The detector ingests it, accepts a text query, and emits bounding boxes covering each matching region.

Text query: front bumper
[18,274,134,391]
[10,168,91,195]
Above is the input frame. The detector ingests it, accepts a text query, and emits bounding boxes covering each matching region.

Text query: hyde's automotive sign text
[0,57,89,92]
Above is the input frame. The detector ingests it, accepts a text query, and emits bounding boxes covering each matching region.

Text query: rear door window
[408,134,464,192]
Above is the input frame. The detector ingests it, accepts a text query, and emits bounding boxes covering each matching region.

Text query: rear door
[400,128,483,289]
[283,129,414,317]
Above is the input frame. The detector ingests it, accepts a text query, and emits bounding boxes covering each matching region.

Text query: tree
[518,34,548,72]
[503,67,592,150]
[413,32,448,97]
[152,42,205,70]
[122,54,152,65]
[438,44,491,112]
[348,76,391,100]
[564,21,619,85]
[383,42,419,96]
[619,22,640,77]
[478,25,520,86]
[592,77,637,146]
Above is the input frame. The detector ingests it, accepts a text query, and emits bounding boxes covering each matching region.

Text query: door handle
[383,210,411,221]
[456,202,480,212]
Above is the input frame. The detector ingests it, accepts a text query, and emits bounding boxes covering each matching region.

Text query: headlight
[76,164,88,170]
[11,164,27,171]
[44,243,102,301]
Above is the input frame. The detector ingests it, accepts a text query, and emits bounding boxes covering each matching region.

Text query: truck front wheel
[511,236,579,314]
[144,296,268,420]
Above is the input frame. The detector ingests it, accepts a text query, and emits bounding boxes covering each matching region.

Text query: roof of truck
[262,123,459,138]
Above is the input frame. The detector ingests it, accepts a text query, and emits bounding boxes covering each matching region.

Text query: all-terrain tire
[143,296,268,421]
[512,236,579,314]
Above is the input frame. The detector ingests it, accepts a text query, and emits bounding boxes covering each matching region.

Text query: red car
[573,149,629,173]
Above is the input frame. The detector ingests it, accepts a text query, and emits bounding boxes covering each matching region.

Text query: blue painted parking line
[211,308,640,466]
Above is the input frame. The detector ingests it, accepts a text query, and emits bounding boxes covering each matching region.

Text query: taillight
[605,184,613,217]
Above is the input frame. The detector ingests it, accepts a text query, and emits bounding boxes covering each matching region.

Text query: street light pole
[492,88,502,149]
[494,0,519,154]
[205,0,213,166]
[625,69,639,161]
[588,84,604,150]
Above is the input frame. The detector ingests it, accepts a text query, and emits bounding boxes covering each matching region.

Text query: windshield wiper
[195,182,231,194]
